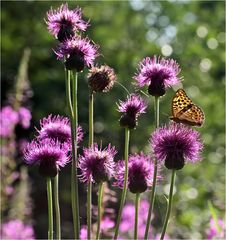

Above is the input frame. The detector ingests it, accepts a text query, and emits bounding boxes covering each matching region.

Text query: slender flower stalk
[144,96,160,239]
[66,70,79,239]
[96,182,104,240]
[87,180,92,240]
[114,128,130,239]
[54,174,61,239]
[87,90,94,239]
[47,177,53,240]
[134,193,140,240]
[89,92,94,146]
[160,169,176,240]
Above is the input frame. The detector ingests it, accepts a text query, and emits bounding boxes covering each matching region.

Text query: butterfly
[170,89,205,127]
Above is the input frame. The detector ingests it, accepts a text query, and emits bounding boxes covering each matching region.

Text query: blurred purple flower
[134,56,181,96]
[78,143,117,184]
[55,36,99,71]
[46,3,89,41]
[37,114,83,146]
[206,217,225,240]
[117,94,147,129]
[80,226,87,240]
[1,220,35,240]
[119,200,152,238]
[101,216,115,232]
[18,107,32,129]
[115,153,160,193]
[24,138,70,177]
[0,106,18,137]
[151,123,203,170]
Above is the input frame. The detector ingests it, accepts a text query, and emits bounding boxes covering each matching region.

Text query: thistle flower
[0,106,18,137]
[1,220,35,240]
[134,56,181,96]
[151,123,203,170]
[88,65,117,93]
[55,36,99,72]
[117,94,147,129]
[115,153,160,193]
[18,107,32,129]
[78,143,117,184]
[24,138,70,177]
[46,3,89,42]
[37,114,83,146]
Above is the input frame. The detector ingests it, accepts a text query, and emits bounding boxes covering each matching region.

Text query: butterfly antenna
[115,81,130,95]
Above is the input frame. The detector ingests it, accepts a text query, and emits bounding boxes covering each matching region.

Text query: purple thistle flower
[151,123,203,170]
[115,153,160,193]
[55,36,99,72]
[18,107,32,129]
[37,114,83,146]
[134,56,181,96]
[24,138,70,177]
[78,143,117,184]
[1,220,35,240]
[0,106,19,137]
[46,3,89,42]
[117,94,147,129]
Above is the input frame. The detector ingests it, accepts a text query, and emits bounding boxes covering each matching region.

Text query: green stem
[54,174,61,239]
[66,70,79,239]
[144,96,160,240]
[47,177,53,240]
[89,92,94,146]
[114,128,130,240]
[160,170,176,240]
[96,182,104,240]
[87,180,92,240]
[87,90,94,239]
[134,193,140,240]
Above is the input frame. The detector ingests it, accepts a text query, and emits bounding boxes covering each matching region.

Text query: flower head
[117,94,147,129]
[37,114,83,146]
[115,153,160,193]
[0,106,18,137]
[78,143,117,183]
[24,138,70,177]
[46,3,89,42]
[88,65,117,93]
[151,123,203,170]
[134,56,181,96]
[18,107,32,129]
[55,36,99,71]
[1,220,35,240]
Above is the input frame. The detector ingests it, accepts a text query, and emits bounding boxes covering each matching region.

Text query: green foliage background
[1,1,225,239]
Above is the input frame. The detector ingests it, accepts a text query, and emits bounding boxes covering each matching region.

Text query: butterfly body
[170,89,205,127]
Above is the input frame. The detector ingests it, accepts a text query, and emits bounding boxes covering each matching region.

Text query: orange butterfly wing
[170,89,205,127]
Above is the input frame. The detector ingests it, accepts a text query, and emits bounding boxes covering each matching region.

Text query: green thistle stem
[47,177,53,240]
[96,182,104,240]
[114,128,130,240]
[160,169,176,240]
[144,96,160,239]
[54,174,61,239]
[87,91,94,239]
[134,193,140,240]
[87,180,92,240]
[66,70,79,239]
